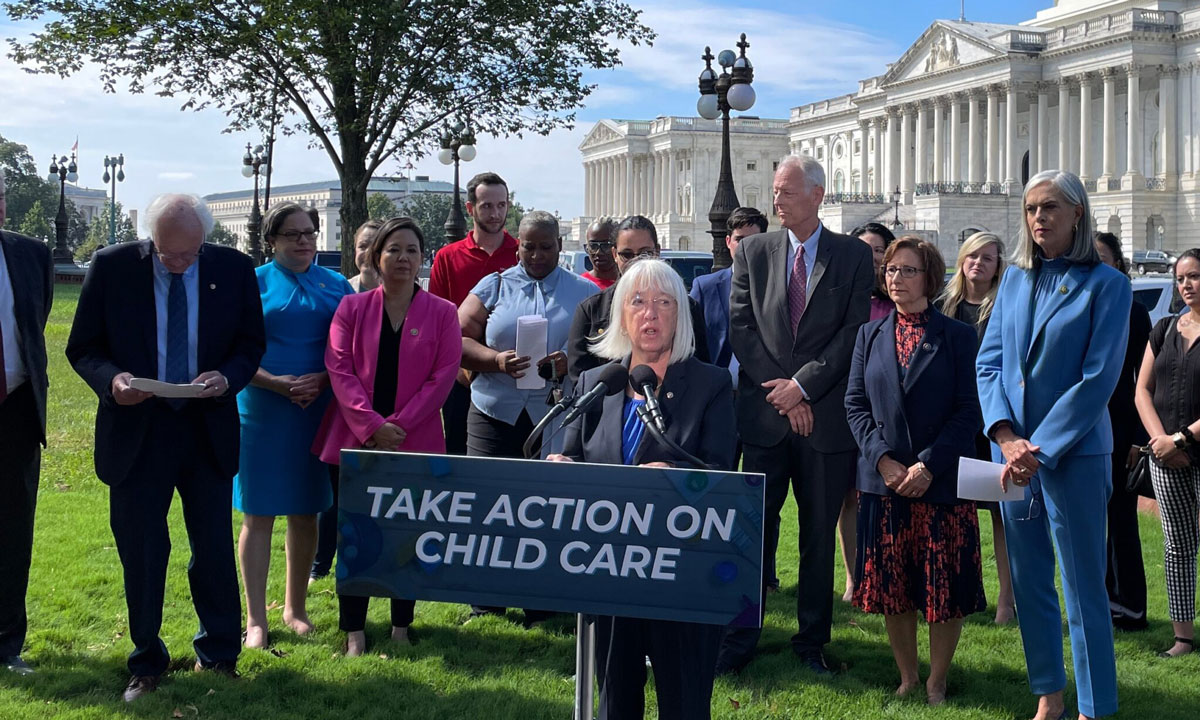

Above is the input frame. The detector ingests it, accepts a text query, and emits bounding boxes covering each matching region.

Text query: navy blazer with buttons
[689,267,733,368]
[844,307,982,505]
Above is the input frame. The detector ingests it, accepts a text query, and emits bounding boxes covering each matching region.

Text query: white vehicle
[1131,277,1184,325]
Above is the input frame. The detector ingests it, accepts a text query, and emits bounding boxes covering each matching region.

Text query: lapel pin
[666,392,674,399]
[1059,285,1068,294]
[319,282,326,288]
[410,328,419,336]
[209,283,216,290]
[922,342,932,351]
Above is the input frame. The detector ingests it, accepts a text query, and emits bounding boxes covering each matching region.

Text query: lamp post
[47,153,78,263]
[891,185,903,229]
[102,154,125,245]
[438,121,477,247]
[242,143,268,264]
[696,34,755,269]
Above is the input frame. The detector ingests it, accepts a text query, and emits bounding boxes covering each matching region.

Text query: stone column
[900,105,914,195]
[1126,65,1142,179]
[858,120,869,193]
[1162,65,1178,179]
[1058,78,1072,171]
[1027,92,1040,178]
[1101,67,1117,181]
[949,94,961,183]
[933,100,945,183]
[646,154,656,217]
[1079,74,1093,181]
[915,102,928,186]
[1036,83,1049,175]
[624,154,633,215]
[1005,83,1020,186]
[968,91,981,183]
[887,110,900,193]
[871,118,883,193]
[668,151,678,215]
[986,87,1000,184]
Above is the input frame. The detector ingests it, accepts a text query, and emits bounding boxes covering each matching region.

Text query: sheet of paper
[515,315,548,390]
[957,456,1026,502]
[129,377,207,398]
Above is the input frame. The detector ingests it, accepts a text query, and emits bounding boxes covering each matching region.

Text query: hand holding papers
[129,377,207,398]
[515,315,548,390]
[957,457,1026,502]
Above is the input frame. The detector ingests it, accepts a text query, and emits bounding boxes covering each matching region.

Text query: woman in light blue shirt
[457,210,598,623]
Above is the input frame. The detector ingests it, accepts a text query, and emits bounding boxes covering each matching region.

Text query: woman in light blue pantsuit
[977,170,1131,720]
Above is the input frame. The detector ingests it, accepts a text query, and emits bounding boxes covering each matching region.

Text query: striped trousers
[1149,462,1200,622]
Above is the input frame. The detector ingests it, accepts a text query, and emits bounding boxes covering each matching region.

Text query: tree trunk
[339,152,370,276]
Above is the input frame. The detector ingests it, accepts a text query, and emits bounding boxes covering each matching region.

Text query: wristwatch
[1173,432,1189,449]
[1182,427,1196,446]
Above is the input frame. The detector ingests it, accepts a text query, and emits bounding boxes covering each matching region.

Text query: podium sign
[336,451,765,627]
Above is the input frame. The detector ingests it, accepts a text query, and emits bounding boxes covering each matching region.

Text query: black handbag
[1126,446,1156,499]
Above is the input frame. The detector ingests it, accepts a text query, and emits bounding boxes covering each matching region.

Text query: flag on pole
[71,136,78,153]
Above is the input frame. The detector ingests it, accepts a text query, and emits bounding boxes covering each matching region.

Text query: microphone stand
[522,395,575,459]
[634,404,712,469]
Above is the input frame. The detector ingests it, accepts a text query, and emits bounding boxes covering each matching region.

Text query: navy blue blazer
[845,308,982,505]
[561,356,736,471]
[977,263,1131,468]
[689,267,733,368]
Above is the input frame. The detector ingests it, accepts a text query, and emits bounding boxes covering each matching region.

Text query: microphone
[522,390,576,459]
[560,364,628,427]
[629,364,667,434]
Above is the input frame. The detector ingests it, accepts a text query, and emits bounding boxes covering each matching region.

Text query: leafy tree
[76,202,137,261]
[208,220,238,247]
[400,191,457,260]
[366,192,399,222]
[17,198,52,241]
[505,193,527,237]
[64,199,90,253]
[0,133,57,231]
[5,1,654,274]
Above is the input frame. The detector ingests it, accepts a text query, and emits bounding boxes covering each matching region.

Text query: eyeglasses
[627,295,676,313]
[616,249,656,261]
[884,265,925,279]
[275,230,318,242]
[585,241,614,253]
[154,244,206,264]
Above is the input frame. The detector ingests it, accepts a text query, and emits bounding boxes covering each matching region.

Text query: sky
[1,0,1049,234]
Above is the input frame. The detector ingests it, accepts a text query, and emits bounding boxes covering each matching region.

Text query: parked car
[559,250,593,275]
[1132,276,1185,325]
[314,250,343,273]
[660,250,714,291]
[1132,250,1174,275]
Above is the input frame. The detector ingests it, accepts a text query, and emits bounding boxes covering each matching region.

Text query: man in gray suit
[720,155,873,674]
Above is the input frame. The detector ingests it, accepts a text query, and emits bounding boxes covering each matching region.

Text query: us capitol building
[575,0,1200,257]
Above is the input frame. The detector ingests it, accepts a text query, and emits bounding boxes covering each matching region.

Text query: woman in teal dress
[234,202,353,648]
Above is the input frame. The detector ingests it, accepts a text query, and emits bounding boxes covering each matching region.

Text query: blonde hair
[940,232,1006,328]
[589,259,695,364]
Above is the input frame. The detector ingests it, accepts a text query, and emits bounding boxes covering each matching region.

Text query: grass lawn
[1,282,1196,719]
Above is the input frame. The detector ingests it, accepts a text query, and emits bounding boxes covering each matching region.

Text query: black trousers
[443,380,472,456]
[311,464,340,578]
[595,615,722,720]
[338,595,415,632]
[0,384,41,658]
[109,403,241,677]
[719,435,854,669]
[465,404,553,622]
[1106,447,1147,620]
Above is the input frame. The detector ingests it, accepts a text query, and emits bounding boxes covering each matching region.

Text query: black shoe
[1112,613,1148,631]
[794,648,833,675]
[1,655,33,675]
[122,674,161,702]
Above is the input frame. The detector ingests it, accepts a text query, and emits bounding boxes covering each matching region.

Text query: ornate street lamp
[891,185,903,229]
[47,152,78,263]
[697,33,755,269]
[242,143,268,264]
[438,120,477,247]
[102,154,125,245]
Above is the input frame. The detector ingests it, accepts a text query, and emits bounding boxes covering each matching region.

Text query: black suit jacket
[1110,300,1152,452]
[729,226,873,452]
[566,284,710,388]
[844,309,982,504]
[0,230,53,444]
[562,356,736,471]
[65,241,265,485]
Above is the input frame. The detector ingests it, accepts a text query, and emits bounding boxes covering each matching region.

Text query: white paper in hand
[129,377,206,398]
[515,315,548,390]
[957,456,1025,502]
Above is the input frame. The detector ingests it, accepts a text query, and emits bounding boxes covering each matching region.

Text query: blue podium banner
[336,451,765,627]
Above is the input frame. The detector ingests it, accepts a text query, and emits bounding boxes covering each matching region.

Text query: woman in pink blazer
[312,216,461,656]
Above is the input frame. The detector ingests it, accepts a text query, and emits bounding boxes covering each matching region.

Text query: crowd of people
[0,158,1198,720]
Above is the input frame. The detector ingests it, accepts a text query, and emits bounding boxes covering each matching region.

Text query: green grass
[1,283,1196,718]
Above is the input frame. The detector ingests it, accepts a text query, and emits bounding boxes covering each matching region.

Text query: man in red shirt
[428,172,518,454]
[580,217,618,290]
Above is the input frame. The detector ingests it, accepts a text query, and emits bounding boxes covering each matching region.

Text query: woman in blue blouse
[977,170,1131,720]
[457,210,598,622]
[234,202,353,648]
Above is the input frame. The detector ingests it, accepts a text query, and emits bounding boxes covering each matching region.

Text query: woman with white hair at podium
[548,257,736,720]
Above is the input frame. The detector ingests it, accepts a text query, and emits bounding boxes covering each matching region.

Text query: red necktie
[788,244,808,337]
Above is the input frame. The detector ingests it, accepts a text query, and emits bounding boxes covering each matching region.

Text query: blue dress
[234,261,354,515]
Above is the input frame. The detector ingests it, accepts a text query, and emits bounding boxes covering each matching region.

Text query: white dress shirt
[0,240,28,393]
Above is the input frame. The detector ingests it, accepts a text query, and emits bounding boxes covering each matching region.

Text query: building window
[834,142,844,159]
[773,161,779,171]
[746,161,757,171]
[745,192,759,209]
[685,159,692,171]
[816,148,824,160]
[854,139,861,154]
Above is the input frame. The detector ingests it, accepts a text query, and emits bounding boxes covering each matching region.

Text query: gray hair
[1012,170,1099,270]
[776,154,825,191]
[518,209,559,239]
[145,193,215,240]
[589,258,695,364]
